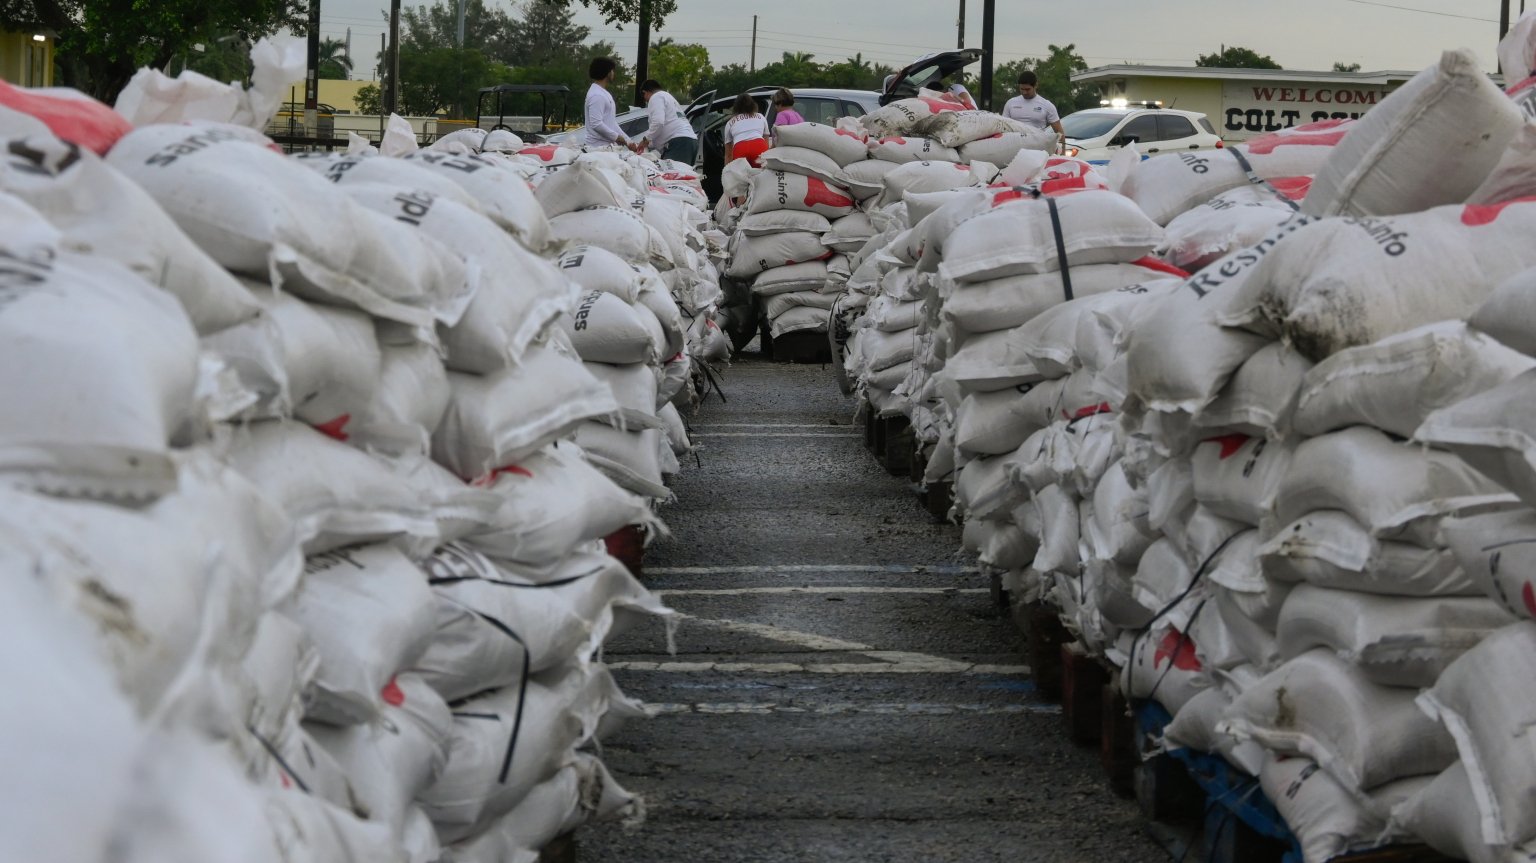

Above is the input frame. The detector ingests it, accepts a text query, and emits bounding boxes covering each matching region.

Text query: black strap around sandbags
[1227,147,1299,212]
[1045,196,1074,302]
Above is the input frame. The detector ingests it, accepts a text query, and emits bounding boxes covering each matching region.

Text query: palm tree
[318,37,353,80]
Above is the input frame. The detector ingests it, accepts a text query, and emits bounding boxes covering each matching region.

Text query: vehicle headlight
[1063,145,1079,157]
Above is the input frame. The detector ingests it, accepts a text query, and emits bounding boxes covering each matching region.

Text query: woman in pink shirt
[772,89,804,128]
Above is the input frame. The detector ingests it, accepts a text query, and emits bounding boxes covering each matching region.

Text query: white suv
[1060,104,1223,165]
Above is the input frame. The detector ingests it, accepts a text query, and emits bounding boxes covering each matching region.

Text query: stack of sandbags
[2,62,679,862]
[727,162,855,340]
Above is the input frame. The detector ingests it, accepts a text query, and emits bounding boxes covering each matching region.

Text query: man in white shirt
[1003,70,1065,149]
[634,79,699,164]
[583,57,629,149]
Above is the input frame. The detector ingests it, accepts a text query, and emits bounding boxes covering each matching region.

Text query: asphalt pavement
[580,355,1164,862]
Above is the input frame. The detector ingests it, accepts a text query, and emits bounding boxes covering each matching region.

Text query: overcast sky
[320,0,1511,79]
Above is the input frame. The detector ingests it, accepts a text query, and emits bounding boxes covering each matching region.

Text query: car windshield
[1061,113,1125,140]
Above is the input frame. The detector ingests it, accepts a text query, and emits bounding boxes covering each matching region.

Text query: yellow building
[1070,65,1421,141]
[1,28,55,87]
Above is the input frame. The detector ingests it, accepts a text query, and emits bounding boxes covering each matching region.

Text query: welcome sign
[1219,79,1394,137]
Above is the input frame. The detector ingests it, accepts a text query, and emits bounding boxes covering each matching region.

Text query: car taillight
[1215,140,1224,148]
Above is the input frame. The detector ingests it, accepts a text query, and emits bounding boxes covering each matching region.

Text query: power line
[1338,0,1497,21]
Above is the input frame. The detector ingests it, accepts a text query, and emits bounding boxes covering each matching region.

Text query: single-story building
[1069,65,1428,141]
[1,28,55,87]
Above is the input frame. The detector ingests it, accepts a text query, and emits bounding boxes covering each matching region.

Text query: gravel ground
[580,355,1165,862]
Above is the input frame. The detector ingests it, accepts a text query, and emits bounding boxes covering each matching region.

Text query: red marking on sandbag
[668,352,685,362]
[381,676,406,707]
[918,96,964,112]
[879,136,908,145]
[472,464,535,486]
[1462,196,1536,226]
[0,81,133,155]
[1269,176,1313,201]
[802,177,853,208]
[1154,628,1203,671]
[991,188,1029,207]
[1244,124,1350,155]
[1523,582,1536,618]
[834,128,866,140]
[1040,176,1090,196]
[1204,433,1251,460]
[518,144,561,161]
[955,163,971,171]
[313,415,351,441]
[1129,256,1191,278]
[1064,402,1113,420]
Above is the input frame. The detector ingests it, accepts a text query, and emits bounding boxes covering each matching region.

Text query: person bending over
[724,92,770,167]
[635,78,699,164]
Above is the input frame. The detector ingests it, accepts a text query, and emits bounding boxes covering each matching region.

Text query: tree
[401,0,515,58]
[318,36,351,80]
[1332,61,1362,72]
[355,82,382,114]
[1,0,305,101]
[505,0,592,67]
[648,42,711,95]
[537,0,676,28]
[1196,46,1282,69]
[397,45,513,116]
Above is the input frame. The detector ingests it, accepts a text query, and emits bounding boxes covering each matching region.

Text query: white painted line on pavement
[675,613,874,652]
[645,701,1060,716]
[647,564,981,575]
[610,660,1034,675]
[656,587,990,596]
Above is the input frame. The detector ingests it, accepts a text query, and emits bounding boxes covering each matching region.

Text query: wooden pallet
[1013,601,1071,702]
[1061,643,1110,745]
[770,330,832,364]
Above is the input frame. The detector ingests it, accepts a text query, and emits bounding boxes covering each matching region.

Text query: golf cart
[475,84,571,142]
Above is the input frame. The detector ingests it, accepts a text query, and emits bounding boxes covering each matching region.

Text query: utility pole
[750,14,758,73]
[456,0,465,47]
[957,0,965,49]
[635,0,651,107]
[456,0,465,119]
[980,0,995,111]
[305,0,320,134]
[386,0,401,115]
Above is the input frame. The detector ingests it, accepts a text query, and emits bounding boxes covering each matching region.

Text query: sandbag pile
[0,50,700,863]
[844,28,1536,863]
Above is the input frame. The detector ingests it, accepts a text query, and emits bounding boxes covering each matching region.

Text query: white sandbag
[635,283,685,359]
[1091,460,1157,565]
[1417,369,1536,509]
[1261,755,1424,863]
[841,159,901,199]
[106,125,461,328]
[954,379,1082,456]
[1192,342,1312,436]
[773,121,870,166]
[1273,427,1515,545]
[1444,509,1536,620]
[585,361,663,430]
[942,259,1186,335]
[481,129,523,153]
[915,109,1035,148]
[961,281,1177,381]
[752,261,831,297]
[306,674,451,838]
[852,327,918,372]
[420,665,642,843]
[1295,321,1536,438]
[1232,198,1536,363]
[1125,120,1351,225]
[1124,215,1312,413]
[554,244,646,303]
[1304,50,1524,218]
[868,134,961,164]
[533,157,638,218]
[1122,622,1211,715]
[769,304,828,337]
[1191,434,1295,526]
[561,290,659,365]
[445,753,635,863]
[1165,686,1266,775]
[938,190,1164,283]
[263,783,409,863]
[431,344,619,480]
[548,205,661,265]
[1262,511,1476,597]
[342,184,572,373]
[201,285,380,433]
[356,339,452,455]
[1219,649,1458,792]
[954,453,1029,521]
[877,160,982,207]
[1032,483,1082,574]
[401,150,550,250]
[1469,266,1536,357]
[958,130,1058,167]
[573,422,669,498]
[2,133,259,334]
[0,246,197,501]
[1417,622,1536,848]
[759,146,845,186]
[419,546,667,699]
[860,91,967,136]
[466,443,652,567]
[294,152,481,209]
[1391,763,1519,863]
[737,209,833,236]
[744,170,856,218]
[1275,584,1515,688]
[765,289,838,320]
[823,212,875,253]
[1157,181,1302,272]
[726,231,831,279]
